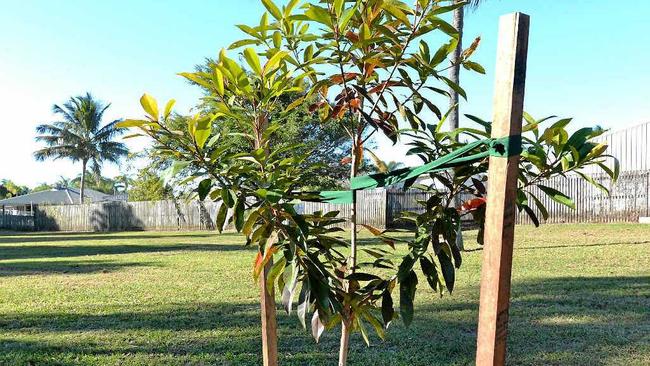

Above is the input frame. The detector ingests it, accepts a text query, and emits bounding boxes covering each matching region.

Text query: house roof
[0,188,118,206]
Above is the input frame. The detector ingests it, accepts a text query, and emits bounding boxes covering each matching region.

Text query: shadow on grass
[0,259,156,277]
[1,276,648,365]
[516,240,650,250]
[0,232,228,244]
[0,242,254,261]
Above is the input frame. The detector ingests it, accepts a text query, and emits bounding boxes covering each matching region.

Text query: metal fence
[518,170,650,224]
[1,171,648,232]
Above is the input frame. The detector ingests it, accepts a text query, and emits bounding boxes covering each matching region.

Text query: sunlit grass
[1,224,649,365]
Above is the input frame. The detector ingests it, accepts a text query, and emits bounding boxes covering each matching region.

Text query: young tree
[120,1,618,365]
[249,1,479,362]
[118,37,370,364]
[33,93,128,203]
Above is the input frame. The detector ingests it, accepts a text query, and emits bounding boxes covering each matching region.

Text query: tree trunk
[449,2,464,133]
[80,160,87,204]
[339,138,360,366]
[255,113,278,366]
[450,2,465,251]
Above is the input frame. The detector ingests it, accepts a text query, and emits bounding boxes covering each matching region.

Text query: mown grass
[1,224,649,365]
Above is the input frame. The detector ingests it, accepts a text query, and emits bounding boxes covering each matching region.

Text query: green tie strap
[300,135,521,204]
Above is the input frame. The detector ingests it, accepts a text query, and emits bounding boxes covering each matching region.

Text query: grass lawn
[1,224,649,365]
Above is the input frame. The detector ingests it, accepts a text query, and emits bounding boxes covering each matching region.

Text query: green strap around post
[489,135,523,158]
[307,135,521,204]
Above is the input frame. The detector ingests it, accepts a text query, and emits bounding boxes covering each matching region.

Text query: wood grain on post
[476,12,529,366]
[261,261,279,366]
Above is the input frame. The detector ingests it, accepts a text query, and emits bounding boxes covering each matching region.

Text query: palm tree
[55,176,71,189]
[449,0,485,133]
[34,93,128,203]
[449,0,485,251]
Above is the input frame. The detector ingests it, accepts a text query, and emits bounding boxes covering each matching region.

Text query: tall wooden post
[255,113,278,366]
[261,262,278,366]
[476,12,529,366]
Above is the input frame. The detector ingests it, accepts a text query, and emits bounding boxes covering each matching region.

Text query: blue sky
[1,0,649,187]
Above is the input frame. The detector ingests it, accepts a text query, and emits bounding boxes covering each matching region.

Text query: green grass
[1,224,649,365]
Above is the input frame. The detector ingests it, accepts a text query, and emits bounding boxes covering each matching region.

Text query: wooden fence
[1,171,648,232]
[517,170,650,224]
[0,214,34,231]
[298,189,387,228]
[0,200,229,232]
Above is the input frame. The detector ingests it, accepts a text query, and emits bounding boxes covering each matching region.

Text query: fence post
[476,12,529,366]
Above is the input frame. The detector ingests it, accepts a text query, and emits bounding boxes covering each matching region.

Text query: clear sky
[1,0,649,187]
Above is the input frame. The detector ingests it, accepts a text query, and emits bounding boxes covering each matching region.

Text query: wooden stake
[261,261,279,366]
[476,12,529,366]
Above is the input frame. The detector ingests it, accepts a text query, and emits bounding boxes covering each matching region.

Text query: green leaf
[382,3,411,27]
[163,99,175,119]
[441,76,467,100]
[197,179,211,201]
[297,281,310,329]
[266,257,286,296]
[193,116,212,149]
[381,290,394,328]
[419,256,439,293]
[264,51,288,75]
[256,188,282,203]
[140,93,159,120]
[243,48,262,75]
[284,0,300,17]
[463,61,485,74]
[178,72,212,89]
[213,69,225,95]
[538,185,575,209]
[116,119,148,128]
[228,38,260,49]
[234,196,245,232]
[576,172,610,196]
[437,249,455,294]
[261,0,282,20]
[529,192,549,221]
[399,270,417,327]
[242,211,259,236]
[304,5,332,27]
[521,204,540,227]
[216,202,228,233]
[221,188,235,208]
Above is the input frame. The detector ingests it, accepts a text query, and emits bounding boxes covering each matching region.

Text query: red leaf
[460,197,487,212]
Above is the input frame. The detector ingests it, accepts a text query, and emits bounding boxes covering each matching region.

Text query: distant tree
[112,174,132,193]
[127,165,170,202]
[55,176,72,189]
[449,0,486,133]
[71,174,117,194]
[31,183,53,193]
[33,93,129,203]
[0,179,29,198]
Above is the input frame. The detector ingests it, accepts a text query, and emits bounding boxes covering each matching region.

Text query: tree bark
[80,160,87,204]
[339,138,359,366]
[450,2,465,251]
[255,113,278,366]
[449,2,464,133]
